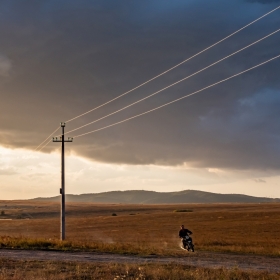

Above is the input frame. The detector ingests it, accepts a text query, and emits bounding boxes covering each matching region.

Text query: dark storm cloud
[247,0,280,4]
[0,0,280,170]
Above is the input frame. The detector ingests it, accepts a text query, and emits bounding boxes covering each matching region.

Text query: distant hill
[31,190,280,204]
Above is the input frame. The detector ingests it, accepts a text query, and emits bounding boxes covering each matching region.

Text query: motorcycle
[182,234,194,252]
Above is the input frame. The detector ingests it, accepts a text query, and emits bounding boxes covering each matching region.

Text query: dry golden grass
[0,258,279,280]
[0,201,280,256]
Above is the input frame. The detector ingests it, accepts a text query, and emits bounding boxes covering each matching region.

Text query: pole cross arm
[53,137,74,142]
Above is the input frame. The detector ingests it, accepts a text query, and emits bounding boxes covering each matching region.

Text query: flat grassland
[0,201,279,256]
[1,259,279,280]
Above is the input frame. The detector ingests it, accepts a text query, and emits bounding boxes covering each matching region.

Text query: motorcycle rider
[179,225,193,249]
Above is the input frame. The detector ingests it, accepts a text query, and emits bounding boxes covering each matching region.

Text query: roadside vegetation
[0,234,280,257]
[0,258,279,280]
[0,236,166,256]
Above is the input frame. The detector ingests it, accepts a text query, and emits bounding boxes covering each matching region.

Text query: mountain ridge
[31,190,280,204]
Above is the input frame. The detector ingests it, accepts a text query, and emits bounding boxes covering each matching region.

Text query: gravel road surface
[0,249,279,273]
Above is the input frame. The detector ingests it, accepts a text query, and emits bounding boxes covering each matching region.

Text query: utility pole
[53,122,73,240]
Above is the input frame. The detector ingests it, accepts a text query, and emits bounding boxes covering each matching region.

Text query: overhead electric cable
[65,5,280,124]
[35,126,60,151]
[38,139,53,152]
[65,28,280,135]
[72,54,280,138]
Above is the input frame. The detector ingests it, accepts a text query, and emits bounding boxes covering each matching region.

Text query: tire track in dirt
[0,249,279,273]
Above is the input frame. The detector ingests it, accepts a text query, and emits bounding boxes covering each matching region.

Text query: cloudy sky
[1,0,280,199]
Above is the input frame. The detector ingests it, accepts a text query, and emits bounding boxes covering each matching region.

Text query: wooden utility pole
[53,122,73,240]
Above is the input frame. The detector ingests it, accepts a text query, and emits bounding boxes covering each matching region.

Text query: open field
[1,258,280,280]
[0,201,280,257]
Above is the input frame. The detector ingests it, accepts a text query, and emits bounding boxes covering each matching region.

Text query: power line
[36,5,280,150]
[35,126,60,151]
[37,138,53,152]
[65,28,280,135]
[73,54,280,138]
[65,5,280,124]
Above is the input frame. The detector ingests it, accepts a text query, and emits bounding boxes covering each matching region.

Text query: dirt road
[0,249,279,273]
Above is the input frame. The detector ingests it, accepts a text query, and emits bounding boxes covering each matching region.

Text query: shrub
[112,213,117,216]
[173,209,193,213]
[0,210,5,216]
